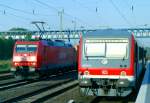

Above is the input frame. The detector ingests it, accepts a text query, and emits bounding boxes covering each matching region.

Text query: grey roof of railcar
[83,29,132,37]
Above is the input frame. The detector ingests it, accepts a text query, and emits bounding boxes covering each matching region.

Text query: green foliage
[9,27,32,40]
[0,60,11,72]
[25,33,32,40]
[0,38,15,60]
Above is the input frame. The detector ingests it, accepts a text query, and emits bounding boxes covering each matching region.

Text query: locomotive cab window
[27,45,37,52]
[84,39,129,59]
[16,45,26,53]
[16,44,37,53]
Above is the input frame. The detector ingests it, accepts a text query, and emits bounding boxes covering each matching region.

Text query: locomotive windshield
[84,39,129,59]
[16,44,37,53]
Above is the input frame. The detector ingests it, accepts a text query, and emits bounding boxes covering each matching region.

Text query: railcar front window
[84,39,128,59]
[85,43,105,57]
[106,43,128,58]
[16,44,37,53]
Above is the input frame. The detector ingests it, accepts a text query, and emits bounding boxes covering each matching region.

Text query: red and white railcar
[78,30,146,96]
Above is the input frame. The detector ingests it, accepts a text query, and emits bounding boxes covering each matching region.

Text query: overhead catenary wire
[24,0,61,30]
[0,3,56,17]
[119,0,137,28]
[72,0,110,28]
[0,0,95,30]
[0,10,32,21]
[33,0,95,29]
[0,3,34,15]
[0,3,57,30]
[130,0,137,28]
[109,0,133,27]
[0,10,33,29]
[0,9,56,31]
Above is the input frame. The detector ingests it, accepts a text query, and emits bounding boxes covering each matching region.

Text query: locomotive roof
[16,40,40,44]
[83,29,132,38]
[41,40,73,47]
[15,40,72,47]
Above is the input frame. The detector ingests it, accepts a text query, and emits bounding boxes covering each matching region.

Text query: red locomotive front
[11,41,42,78]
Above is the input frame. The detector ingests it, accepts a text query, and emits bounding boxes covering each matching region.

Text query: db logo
[102,70,108,75]
[101,59,108,65]
[21,57,27,61]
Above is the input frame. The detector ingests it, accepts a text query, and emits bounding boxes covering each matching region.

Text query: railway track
[0,70,137,103]
[0,79,23,86]
[44,86,95,103]
[16,80,78,103]
[0,70,76,90]
[45,86,136,103]
[0,80,35,91]
[0,73,13,80]
[0,71,77,103]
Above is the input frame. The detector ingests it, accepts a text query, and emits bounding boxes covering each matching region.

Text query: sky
[0,0,150,31]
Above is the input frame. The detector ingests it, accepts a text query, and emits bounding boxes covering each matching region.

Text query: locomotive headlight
[30,56,36,61]
[13,56,21,62]
[120,71,126,76]
[14,62,18,66]
[32,62,36,66]
[84,71,89,75]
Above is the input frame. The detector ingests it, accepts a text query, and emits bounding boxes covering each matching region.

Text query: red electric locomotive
[11,40,77,79]
[78,30,146,97]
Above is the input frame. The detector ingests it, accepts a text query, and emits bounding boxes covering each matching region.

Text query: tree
[0,37,15,59]
[9,27,32,40]
[9,27,28,32]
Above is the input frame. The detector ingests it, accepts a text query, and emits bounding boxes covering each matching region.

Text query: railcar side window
[145,48,150,60]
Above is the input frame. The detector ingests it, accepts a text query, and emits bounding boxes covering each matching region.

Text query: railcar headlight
[84,71,89,75]
[120,71,126,76]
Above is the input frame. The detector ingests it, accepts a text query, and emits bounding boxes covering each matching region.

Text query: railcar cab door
[134,41,138,85]
[138,45,145,75]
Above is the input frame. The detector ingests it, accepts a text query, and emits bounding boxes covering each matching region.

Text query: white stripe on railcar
[80,75,135,81]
